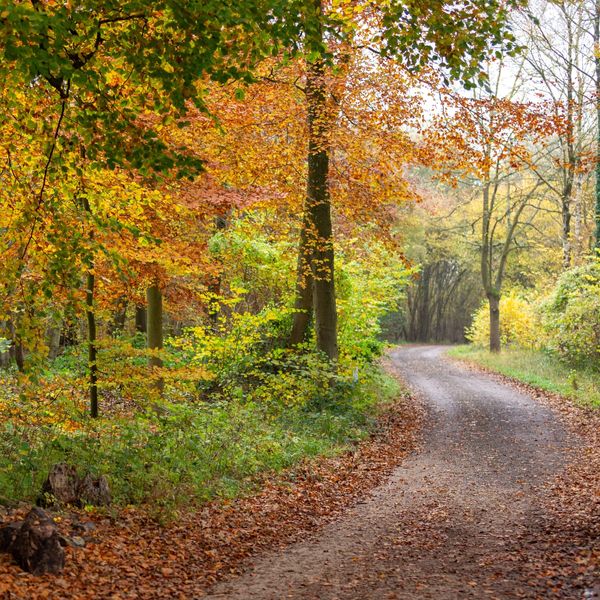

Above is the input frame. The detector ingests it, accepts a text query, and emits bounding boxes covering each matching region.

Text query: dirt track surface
[204,345,579,599]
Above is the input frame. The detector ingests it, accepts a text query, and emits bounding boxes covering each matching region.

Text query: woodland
[0,0,599,597]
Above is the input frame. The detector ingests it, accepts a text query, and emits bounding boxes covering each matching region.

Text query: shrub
[337,243,412,364]
[540,258,600,370]
[466,290,542,349]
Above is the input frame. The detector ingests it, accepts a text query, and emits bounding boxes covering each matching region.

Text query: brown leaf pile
[0,390,423,600]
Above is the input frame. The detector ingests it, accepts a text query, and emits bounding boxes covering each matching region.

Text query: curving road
[204,345,572,599]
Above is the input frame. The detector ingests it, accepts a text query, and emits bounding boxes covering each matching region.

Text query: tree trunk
[82,197,99,418]
[208,215,227,329]
[290,211,314,346]
[304,36,338,362]
[14,339,25,373]
[146,284,163,394]
[561,192,572,269]
[488,293,501,353]
[572,168,585,261]
[135,305,147,333]
[7,320,25,372]
[86,269,98,418]
[47,327,61,360]
[595,0,600,249]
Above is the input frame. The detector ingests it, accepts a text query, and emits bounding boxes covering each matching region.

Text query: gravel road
[204,345,574,599]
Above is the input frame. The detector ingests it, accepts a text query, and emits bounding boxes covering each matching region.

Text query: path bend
[204,345,572,599]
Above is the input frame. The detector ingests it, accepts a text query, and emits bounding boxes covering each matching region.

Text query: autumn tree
[0,0,307,414]
[427,77,557,352]
[515,0,597,265]
[287,0,526,362]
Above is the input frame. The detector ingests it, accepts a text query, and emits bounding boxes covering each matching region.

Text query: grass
[448,345,600,409]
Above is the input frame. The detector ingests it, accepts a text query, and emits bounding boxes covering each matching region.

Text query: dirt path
[204,345,578,599]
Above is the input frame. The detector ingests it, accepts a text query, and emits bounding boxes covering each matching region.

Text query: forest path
[204,345,574,599]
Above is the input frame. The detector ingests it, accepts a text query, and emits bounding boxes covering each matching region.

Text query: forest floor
[1,345,598,599]
[204,345,599,599]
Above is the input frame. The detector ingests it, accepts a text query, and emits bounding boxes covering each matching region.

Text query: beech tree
[288,0,526,362]
[0,0,305,415]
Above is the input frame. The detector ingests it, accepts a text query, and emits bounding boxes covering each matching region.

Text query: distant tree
[516,0,596,265]
[427,73,555,351]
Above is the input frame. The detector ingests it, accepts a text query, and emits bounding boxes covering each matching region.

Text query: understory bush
[463,256,600,379]
[0,214,412,515]
[540,258,600,370]
[466,290,541,349]
[0,364,398,516]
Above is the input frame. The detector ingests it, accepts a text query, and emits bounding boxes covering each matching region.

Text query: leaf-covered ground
[2,347,598,599]
[0,373,423,600]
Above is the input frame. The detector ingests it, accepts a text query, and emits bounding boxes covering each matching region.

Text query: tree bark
[86,269,98,418]
[82,197,98,418]
[488,293,501,353]
[561,12,575,269]
[303,18,338,362]
[47,327,61,360]
[14,339,25,373]
[561,190,572,269]
[290,211,314,346]
[135,305,147,333]
[146,283,164,394]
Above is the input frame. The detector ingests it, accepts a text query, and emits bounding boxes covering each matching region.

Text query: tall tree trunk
[561,191,572,269]
[595,0,600,249]
[562,14,575,269]
[488,293,501,353]
[135,305,147,333]
[147,283,164,394]
[290,211,314,346]
[14,338,25,373]
[82,197,98,418]
[304,29,338,361]
[86,268,99,418]
[47,326,61,360]
[573,171,584,261]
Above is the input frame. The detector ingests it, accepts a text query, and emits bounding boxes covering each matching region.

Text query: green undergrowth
[448,345,600,409]
[0,365,402,519]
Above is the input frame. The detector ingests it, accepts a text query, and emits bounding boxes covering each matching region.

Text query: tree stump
[0,508,65,575]
[38,463,111,508]
[78,473,111,507]
[39,463,80,507]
